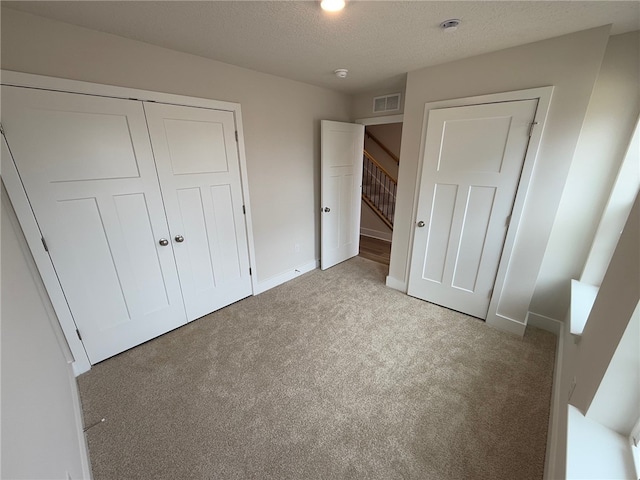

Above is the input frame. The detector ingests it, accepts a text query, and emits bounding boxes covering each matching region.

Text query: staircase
[362,149,397,229]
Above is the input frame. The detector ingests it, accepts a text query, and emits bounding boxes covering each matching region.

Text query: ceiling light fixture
[334,69,348,79]
[321,0,346,12]
[440,19,461,32]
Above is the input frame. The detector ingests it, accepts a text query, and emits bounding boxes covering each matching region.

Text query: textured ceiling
[4,1,639,94]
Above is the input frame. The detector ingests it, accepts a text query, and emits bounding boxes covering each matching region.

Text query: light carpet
[78,257,556,480]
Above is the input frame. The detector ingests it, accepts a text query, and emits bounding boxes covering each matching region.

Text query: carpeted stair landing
[78,257,556,480]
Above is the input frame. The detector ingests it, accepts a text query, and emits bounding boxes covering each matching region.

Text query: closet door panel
[144,103,252,321]
[1,86,187,364]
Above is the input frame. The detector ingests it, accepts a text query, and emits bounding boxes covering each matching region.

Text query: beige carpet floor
[78,257,556,480]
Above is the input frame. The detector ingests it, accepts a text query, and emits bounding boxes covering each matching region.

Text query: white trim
[487,314,527,336]
[355,114,404,126]
[1,138,92,374]
[1,70,258,374]
[67,366,93,479]
[545,320,566,480]
[527,311,563,336]
[232,104,259,295]
[1,70,240,111]
[360,228,392,242]
[569,279,599,336]
[385,275,407,292]
[404,86,554,335]
[254,259,318,295]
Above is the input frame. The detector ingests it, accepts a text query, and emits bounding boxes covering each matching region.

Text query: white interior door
[321,120,365,270]
[408,99,538,318]
[144,102,252,321]
[1,86,187,364]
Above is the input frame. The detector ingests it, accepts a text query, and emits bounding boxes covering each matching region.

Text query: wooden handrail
[363,150,397,184]
[365,131,400,164]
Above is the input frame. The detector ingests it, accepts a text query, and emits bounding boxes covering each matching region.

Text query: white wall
[388,26,611,327]
[0,8,352,286]
[531,31,640,318]
[1,184,90,479]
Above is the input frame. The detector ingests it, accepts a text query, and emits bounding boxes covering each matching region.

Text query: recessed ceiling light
[321,0,346,12]
[334,69,348,79]
[440,19,461,32]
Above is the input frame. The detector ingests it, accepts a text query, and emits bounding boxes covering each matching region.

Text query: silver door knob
[174,235,184,243]
[158,238,169,246]
[417,221,426,228]
[324,207,330,213]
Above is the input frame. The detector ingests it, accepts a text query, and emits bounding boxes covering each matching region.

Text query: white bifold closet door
[144,103,252,321]
[2,86,252,364]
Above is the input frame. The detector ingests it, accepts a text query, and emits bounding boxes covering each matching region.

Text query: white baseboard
[486,314,527,336]
[254,259,318,295]
[68,364,93,479]
[527,311,563,335]
[544,321,566,480]
[385,275,406,292]
[360,228,392,242]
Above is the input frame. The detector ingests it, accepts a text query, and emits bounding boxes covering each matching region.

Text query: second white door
[321,120,365,270]
[408,99,538,318]
[144,103,252,321]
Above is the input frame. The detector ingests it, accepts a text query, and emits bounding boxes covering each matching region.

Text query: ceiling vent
[373,93,401,113]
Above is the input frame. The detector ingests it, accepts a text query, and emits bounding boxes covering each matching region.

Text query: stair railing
[362,149,397,230]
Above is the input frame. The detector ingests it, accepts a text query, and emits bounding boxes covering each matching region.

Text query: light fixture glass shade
[321,0,345,12]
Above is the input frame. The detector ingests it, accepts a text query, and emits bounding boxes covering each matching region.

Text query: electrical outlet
[294,243,300,253]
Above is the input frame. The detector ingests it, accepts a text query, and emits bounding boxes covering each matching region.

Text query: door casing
[0,70,258,374]
[405,87,554,336]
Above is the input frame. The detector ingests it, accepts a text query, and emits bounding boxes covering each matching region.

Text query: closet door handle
[158,238,169,246]
[174,235,185,243]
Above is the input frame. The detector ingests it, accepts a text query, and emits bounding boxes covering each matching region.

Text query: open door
[321,120,365,270]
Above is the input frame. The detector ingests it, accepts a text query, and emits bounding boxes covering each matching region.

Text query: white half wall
[0,7,352,286]
[1,184,91,479]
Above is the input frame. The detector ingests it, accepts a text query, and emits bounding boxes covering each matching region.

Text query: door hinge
[528,121,539,137]
[242,205,246,215]
[488,288,494,298]
[76,328,83,341]
[235,131,239,142]
[249,267,252,276]
[41,237,49,252]
[505,215,512,227]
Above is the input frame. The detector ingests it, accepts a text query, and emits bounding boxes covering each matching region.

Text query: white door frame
[354,114,404,242]
[0,70,258,374]
[406,87,554,335]
[354,114,404,126]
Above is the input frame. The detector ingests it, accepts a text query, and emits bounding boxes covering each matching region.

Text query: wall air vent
[373,93,401,113]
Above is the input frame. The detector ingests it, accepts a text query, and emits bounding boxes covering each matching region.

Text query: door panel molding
[0,70,257,374]
[405,87,554,336]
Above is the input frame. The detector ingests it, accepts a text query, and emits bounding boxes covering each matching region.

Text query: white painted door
[408,99,538,318]
[321,120,365,270]
[1,86,187,363]
[144,103,252,320]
